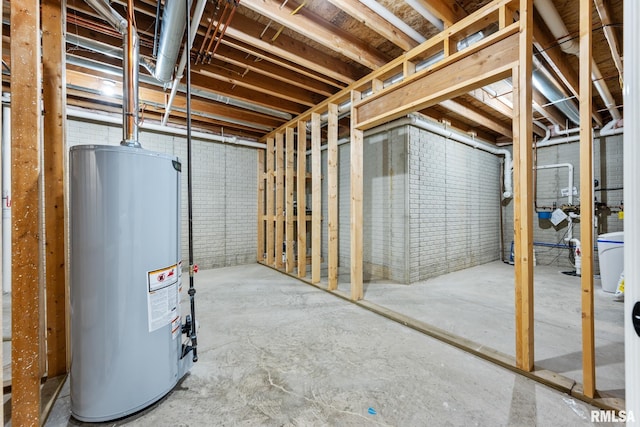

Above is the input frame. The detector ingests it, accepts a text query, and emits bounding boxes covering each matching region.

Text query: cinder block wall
[501,133,623,270]
[407,125,502,282]
[67,118,258,269]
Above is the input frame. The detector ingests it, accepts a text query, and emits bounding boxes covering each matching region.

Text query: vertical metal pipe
[121,0,139,147]
[185,0,198,363]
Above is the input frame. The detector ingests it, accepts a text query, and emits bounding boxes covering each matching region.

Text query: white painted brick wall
[67,118,257,269]
[408,126,501,282]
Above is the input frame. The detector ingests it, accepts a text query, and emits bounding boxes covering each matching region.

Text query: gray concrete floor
[43,263,613,426]
[334,261,625,400]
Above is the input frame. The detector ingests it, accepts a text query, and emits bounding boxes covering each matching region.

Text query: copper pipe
[196,3,219,64]
[208,1,239,62]
[204,1,230,61]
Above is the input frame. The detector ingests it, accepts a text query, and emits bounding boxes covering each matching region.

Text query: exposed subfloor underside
[45,263,614,426]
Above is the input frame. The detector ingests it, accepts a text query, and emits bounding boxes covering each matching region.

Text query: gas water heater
[70,145,193,422]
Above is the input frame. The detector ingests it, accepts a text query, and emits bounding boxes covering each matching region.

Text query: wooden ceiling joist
[416,0,468,27]
[326,0,419,52]
[240,0,390,70]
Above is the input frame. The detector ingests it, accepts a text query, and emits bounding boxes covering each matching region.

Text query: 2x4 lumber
[513,0,534,372]
[43,0,68,377]
[326,0,419,52]
[413,0,467,27]
[355,31,519,130]
[220,13,361,85]
[350,91,364,301]
[297,120,308,277]
[440,99,513,138]
[311,113,322,283]
[275,132,285,269]
[257,150,265,262]
[327,104,339,291]
[579,0,596,398]
[241,0,389,70]
[11,0,43,422]
[285,127,296,273]
[265,138,275,265]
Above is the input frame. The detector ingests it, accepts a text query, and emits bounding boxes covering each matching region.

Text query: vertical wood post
[311,113,322,283]
[265,137,275,266]
[285,127,295,273]
[275,132,285,269]
[350,91,364,301]
[11,0,43,422]
[43,0,68,377]
[297,120,307,277]
[513,0,534,372]
[257,150,265,262]
[327,104,339,290]
[579,0,596,397]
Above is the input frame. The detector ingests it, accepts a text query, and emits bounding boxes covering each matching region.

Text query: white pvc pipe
[404,0,444,31]
[161,0,208,126]
[535,126,623,148]
[536,162,574,205]
[67,107,265,149]
[1,103,10,293]
[358,0,427,43]
[623,0,639,419]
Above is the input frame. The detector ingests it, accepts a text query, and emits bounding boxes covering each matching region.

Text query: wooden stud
[297,120,308,277]
[579,0,596,398]
[372,78,384,94]
[327,104,339,290]
[350,91,364,301]
[43,0,68,378]
[257,150,265,262]
[11,0,43,422]
[311,113,322,283]
[265,137,275,265]
[513,0,534,372]
[275,132,285,269]
[285,127,295,273]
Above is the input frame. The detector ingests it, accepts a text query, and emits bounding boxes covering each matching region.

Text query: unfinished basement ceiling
[5,0,623,144]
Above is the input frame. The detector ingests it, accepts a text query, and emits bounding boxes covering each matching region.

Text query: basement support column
[513,0,534,372]
[11,0,43,422]
[297,120,307,278]
[623,0,640,418]
[311,113,322,283]
[579,0,596,398]
[43,0,68,377]
[327,104,339,291]
[350,91,363,301]
[265,137,275,266]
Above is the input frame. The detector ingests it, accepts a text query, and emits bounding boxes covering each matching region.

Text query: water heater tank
[70,145,191,422]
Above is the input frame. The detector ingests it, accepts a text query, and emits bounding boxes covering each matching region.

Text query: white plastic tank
[597,231,624,293]
[70,145,191,421]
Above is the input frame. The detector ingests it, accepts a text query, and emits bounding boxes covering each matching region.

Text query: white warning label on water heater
[147,264,179,333]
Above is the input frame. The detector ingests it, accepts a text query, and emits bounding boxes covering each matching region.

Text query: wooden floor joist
[11,0,43,422]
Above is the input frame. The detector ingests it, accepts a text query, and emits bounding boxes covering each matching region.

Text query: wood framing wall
[257,0,610,409]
